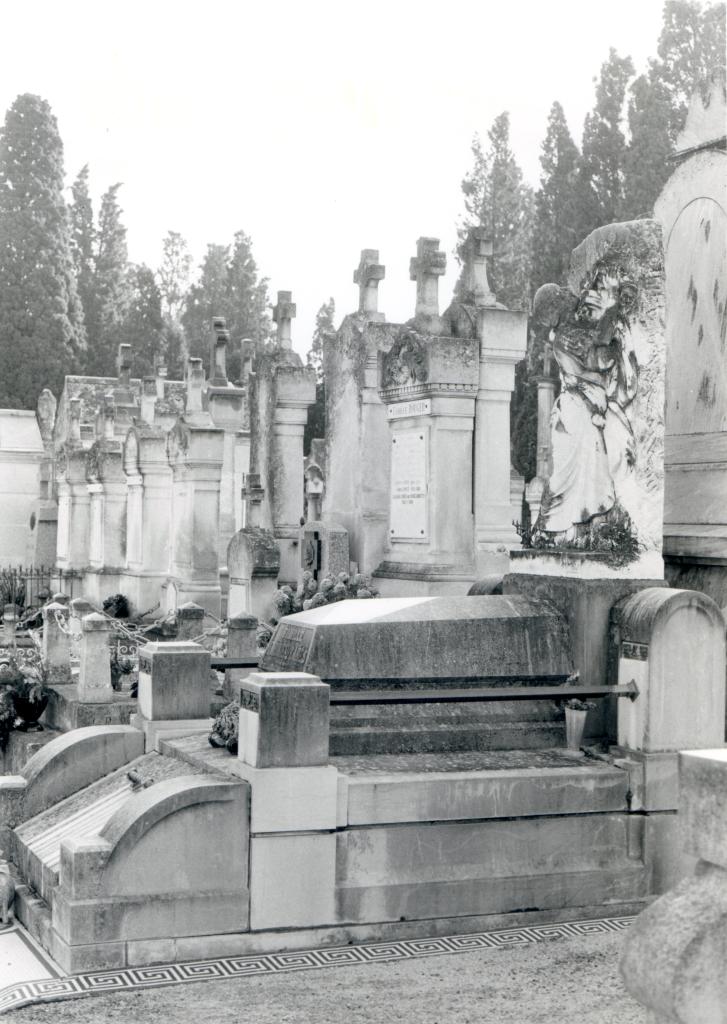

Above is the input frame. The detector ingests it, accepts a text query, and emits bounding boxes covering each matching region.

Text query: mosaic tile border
[0,916,635,1014]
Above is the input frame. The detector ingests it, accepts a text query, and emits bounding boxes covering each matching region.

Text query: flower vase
[565,707,587,751]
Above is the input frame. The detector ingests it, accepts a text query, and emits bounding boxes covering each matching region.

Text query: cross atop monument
[102,392,116,441]
[353,249,385,319]
[273,291,296,349]
[209,316,229,386]
[116,344,132,388]
[410,237,446,324]
[464,227,496,306]
[186,357,205,414]
[69,397,81,444]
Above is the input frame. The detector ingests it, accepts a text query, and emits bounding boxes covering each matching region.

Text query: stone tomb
[261,595,574,755]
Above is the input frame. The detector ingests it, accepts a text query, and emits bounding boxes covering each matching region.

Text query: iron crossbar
[210,657,260,670]
[329,682,639,706]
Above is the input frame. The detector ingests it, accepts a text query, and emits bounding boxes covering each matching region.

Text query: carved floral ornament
[382,329,429,389]
[55,445,68,479]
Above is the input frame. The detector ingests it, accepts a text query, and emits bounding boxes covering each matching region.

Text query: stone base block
[344,763,629,826]
[44,685,136,731]
[130,713,213,753]
[250,832,336,930]
[235,764,339,832]
[611,748,680,811]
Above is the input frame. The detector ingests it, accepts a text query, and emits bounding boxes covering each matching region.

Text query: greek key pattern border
[0,916,634,1013]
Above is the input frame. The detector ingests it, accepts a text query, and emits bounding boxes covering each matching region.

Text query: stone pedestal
[375,335,478,589]
[165,407,224,618]
[238,671,330,768]
[136,641,211,721]
[77,613,113,702]
[474,308,527,571]
[176,601,205,641]
[223,613,259,701]
[121,427,173,615]
[3,605,16,647]
[227,526,280,622]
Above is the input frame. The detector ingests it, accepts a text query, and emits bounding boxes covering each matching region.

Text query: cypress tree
[0,94,85,407]
[532,102,583,290]
[83,182,131,376]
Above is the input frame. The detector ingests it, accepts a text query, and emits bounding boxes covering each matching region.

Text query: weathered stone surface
[78,613,114,702]
[238,672,330,768]
[621,746,727,1023]
[260,595,572,684]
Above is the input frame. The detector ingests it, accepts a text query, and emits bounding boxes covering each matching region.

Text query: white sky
[0,0,666,356]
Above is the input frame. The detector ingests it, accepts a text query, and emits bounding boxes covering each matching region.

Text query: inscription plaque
[622,641,649,661]
[390,429,428,541]
[261,622,315,671]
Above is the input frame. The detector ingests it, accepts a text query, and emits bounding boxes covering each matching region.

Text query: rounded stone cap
[3,604,16,616]
[228,613,258,629]
[82,612,110,632]
[52,592,70,605]
[177,601,205,619]
[43,601,69,619]
[70,598,94,615]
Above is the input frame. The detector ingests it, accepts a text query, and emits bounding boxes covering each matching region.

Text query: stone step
[329,720,565,756]
[330,699,562,727]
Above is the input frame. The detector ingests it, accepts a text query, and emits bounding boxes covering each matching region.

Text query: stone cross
[353,249,386,317]
[210,317,229,386]
[141,376,157,425]
[410,237,446,321]
[154,354,167,399]
[464,227,496,306]
[116,344,132,388]
[242,473,266,529]
[69,397,82,444]
[273,291,296,350]
[186,357,205,414]
[102,393,116,440]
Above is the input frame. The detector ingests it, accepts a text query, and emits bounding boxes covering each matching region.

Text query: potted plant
[564,697,596,752]
[0,655,51,736]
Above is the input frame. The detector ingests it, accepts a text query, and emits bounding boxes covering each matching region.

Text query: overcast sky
[0,0,666,356]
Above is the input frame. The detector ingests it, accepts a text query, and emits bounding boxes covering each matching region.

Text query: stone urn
[564,702,589,751]
[13,694,48,731]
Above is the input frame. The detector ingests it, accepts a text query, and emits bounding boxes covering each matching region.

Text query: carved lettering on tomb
[262,622,315,671]
[390,429,428,541]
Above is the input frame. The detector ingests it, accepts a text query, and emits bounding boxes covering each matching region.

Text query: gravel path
[9,928,646,1023]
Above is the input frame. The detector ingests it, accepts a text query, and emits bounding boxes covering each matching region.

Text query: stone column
[3,605,16,647]
[409,237,446,334]
[177,601,204,640]
[526,375,557,523]
[42,601,71,684]
[269,294,316,583]
[473,309,527,571]
[223,612,258,701]
[78,612,113,702]
[165,365,225,617]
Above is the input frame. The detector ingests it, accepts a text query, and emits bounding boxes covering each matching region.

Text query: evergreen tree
[580,49,635,230]
[69,164,95,330]
[0,94,85,407]
[83,183,131,376]
[653,0,726,142]
[306,298,335,383]
[116,264,164,376]
[531,102,583,290]
[157,230,192,325]
[620,72,675,219]
[459,112,533,310]
[181,233,271,381]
